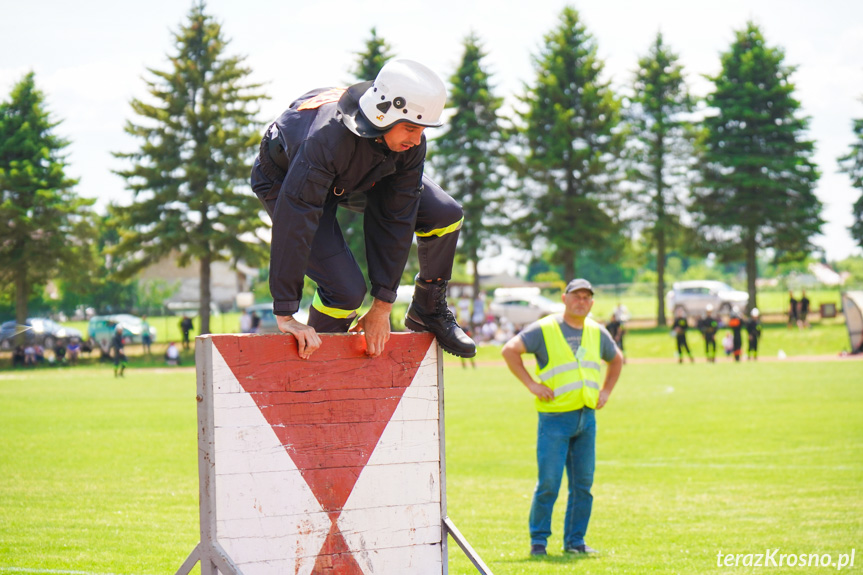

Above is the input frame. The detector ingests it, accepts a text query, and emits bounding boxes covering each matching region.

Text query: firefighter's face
[383,123,425,152]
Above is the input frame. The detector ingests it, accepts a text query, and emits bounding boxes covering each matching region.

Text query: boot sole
[405,316,477,359]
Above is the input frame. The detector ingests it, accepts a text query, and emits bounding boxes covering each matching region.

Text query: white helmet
[751,308,760,317]
[705,304,714,313]
[339,59,446,138]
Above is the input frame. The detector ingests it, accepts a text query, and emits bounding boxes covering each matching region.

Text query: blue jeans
[529,408,596,549]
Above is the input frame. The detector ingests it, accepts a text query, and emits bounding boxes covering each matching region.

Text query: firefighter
[697,304,719,363]
[251,60,475,359]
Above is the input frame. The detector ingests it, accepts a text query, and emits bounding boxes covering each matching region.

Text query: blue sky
[2,0,861,266]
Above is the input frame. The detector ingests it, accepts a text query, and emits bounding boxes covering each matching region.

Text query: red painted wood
[312,513,364,574]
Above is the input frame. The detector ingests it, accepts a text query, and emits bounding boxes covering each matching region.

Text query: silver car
[488,288,565,327]
[666,280,749,317]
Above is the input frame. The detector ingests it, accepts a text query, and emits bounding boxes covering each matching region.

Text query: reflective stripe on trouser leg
[415,175,463,281]
[307,305,355,333]
[304,198,365,333]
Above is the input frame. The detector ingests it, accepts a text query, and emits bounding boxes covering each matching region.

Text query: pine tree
[625,32,698,326]
[514,6,625,281]
[837,104,863,249]
[112,2,267,334]
[695,22,822,311]
[337,28,397,287]
[351,27,394,81]
[0,72,94,328]
[428,32,507,307]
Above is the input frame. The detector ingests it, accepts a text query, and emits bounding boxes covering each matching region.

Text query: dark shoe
[530,544,547,556]
[405,276,476,358]
[565,544,598,554]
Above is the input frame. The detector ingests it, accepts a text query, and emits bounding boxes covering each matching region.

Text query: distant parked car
[88,314,157,345]
[244,303,309,334]
[665,280,749,317]
[0,318,82,350]
[488,288,565,328]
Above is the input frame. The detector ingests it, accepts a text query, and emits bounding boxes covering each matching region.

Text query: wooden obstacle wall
[183,332,446,575]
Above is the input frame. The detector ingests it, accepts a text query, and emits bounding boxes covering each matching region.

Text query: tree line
[1,3,862,331]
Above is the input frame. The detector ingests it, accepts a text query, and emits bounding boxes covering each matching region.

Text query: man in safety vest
[250,59,476,360]
[501,278,624,557]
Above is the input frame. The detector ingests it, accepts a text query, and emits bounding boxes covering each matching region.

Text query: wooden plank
[217,502,441,560]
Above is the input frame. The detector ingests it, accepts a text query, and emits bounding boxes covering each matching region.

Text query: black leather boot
[405,276,477,358]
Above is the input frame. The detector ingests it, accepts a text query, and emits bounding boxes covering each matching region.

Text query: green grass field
[1,346,861,574]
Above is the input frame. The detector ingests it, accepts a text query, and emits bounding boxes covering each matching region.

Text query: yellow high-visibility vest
[535,315,602,412]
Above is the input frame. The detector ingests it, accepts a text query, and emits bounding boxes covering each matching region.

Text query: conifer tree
[695,22,821,311]
[838,103,863,249]
[429,32,507,304]
[112,2,267,334]
[625,32,698,326]
[514,6,624,281]
[0,72,94,326]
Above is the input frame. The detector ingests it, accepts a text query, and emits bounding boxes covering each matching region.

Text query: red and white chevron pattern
[205,333,442,574]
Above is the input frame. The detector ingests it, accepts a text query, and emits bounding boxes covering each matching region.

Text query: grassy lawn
[1,346,861,574]
[444,359,863,574]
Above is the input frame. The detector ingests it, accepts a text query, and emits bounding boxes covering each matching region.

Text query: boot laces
[433,282,457,322]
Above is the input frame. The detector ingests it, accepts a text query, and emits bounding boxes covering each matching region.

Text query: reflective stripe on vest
[535,315,602,412]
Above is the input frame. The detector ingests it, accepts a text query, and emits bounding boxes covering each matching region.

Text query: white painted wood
[350,542,444,575]
[360,419,440,466]
[211,346,329,575]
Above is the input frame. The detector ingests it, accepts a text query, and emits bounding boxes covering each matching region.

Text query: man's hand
[596,388,611,409]
[276,315,322,360]
[528,381,555,402]
[349,299,393,358]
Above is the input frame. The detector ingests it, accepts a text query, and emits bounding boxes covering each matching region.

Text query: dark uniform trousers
[251,158,462,331]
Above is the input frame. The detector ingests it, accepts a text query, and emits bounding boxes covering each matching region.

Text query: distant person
[24,345,36,366]
[54,342,67,364]
[722,332,734,358]
[12,345,26,368]
[34,344,45,365]
[179,315,194,350]
[746,308,762,361]
[67,338,81,366]
[457,297,471,326]
[472,293,486,332]
[165,342,181,366]
[727,309,744,362]
[787,291,798,328]
[799,290,810,329]
[501,278,623,557]
[112,325,127,377]
[605,312,626,363]
[240,311,252,334]
[250,311,261,334]
[141,315,152,355]
[672,309,694,364]
[98,338,112,363]
[613,303,630,323]
[697,304,719,363]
